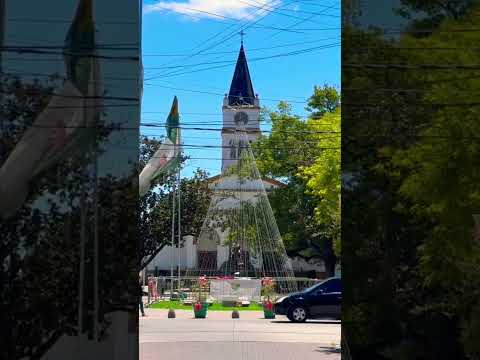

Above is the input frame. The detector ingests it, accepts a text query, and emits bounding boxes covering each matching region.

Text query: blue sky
[141,0,340,178]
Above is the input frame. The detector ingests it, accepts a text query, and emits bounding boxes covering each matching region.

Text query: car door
[309,279,341,317]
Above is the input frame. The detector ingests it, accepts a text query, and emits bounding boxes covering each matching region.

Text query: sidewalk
[140,309,341,360]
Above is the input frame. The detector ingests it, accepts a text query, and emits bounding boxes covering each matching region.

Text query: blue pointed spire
[228,44,255,106]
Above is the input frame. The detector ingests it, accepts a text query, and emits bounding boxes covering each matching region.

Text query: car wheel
[288,306,307,323]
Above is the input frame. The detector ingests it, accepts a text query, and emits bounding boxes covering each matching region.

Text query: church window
[234,112,248,125]
[229,139,237,159]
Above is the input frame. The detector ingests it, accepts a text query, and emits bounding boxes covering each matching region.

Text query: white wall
[146,235,195,271]
[290,256,326,272]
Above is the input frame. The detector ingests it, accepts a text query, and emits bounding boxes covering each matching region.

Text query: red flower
[261,277,273,287]
[264,301,273,311]
[199,276,209,288]
[194,302,202,312]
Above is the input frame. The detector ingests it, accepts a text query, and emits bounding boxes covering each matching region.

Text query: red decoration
[264,301,273,311]
[199,276,208,287]
[194,302,202,312]
[261,277,273,287]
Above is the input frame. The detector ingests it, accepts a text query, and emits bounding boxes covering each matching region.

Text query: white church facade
[146,44,327,276]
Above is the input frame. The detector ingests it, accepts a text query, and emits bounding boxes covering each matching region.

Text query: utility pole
[78,99,87,336]
[92,134,99,341]
[177,164,181,292]
[170,173,176,297]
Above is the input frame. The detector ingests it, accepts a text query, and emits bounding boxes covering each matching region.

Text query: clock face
[234,112,248,125]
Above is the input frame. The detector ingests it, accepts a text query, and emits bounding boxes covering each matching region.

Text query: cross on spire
[239,30,246,45]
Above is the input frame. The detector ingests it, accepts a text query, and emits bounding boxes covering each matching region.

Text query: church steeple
[228,44,255,106]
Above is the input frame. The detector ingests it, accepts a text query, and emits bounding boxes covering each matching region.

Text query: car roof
[306,277,340,289]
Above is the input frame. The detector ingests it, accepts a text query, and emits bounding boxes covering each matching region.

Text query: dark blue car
[274,277,341,322]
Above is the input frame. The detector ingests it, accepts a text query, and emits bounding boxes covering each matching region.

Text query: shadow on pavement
[270,320,341,324]
[315,346,341,354]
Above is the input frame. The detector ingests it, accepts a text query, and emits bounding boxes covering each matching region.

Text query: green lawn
[149,301,264,311]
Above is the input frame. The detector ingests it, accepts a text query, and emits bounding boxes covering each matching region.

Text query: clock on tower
[221,43,261,172]
[234,112,248,126]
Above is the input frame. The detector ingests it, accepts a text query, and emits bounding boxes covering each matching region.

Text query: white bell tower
[221,44,261,172]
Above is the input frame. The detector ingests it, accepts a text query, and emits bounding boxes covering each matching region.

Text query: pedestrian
[139,275,146,317]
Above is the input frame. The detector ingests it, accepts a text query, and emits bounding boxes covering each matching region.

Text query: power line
[141,134,339,143]
[350,46,480,52]
[0,88,138,101]
[1,36,337,61]
[147,0,283,76]
[143,83,310,103]
[142,37,338,57]
[258,0,339,41]
[146,77,315,99]
[7,17,137,25]
[1,69,324,105]
[343,87,480,94]
[237,0,338,23]
[343,63,480,70]
[141,124,339,134]
[293,0,340,10]
[147,3,306,33]
[181,143,339,150]
[147,152,340,161]
[14,122,338,135]
[141,111,321,116]
[1,69,139,82]
[144,42,339,70]
[146,42,339,79]
[347,27,480,35]
[151,0,305,79]
[157,0,339,76]
[0,44,139,50]
[141,117,336,123]
[344,102,480,108]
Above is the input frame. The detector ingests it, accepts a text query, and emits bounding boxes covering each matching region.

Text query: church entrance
[197,251,217,273]
[195,229,220,273]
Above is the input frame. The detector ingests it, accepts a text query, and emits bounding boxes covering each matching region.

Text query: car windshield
[302,281,326,293]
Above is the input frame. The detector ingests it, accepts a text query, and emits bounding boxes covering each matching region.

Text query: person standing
[139,276,146,317]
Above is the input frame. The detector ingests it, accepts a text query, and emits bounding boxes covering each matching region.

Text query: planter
[263,309,275,319]
[193,302,208,318]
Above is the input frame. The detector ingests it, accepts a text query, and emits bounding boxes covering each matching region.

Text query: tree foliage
[0,75,137,358]
[306,84,340,118]
[343,3,480,358]
[139,136,212,269]
[300,107,341,258]
[253,86,341,275]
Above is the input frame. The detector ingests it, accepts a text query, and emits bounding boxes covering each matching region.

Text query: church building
[146,43,327,277]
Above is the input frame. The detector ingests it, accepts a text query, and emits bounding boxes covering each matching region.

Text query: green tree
[139,136,212,269]
[253,86,340,276]
[342,3,480,358]
[0,74,135,358]
[300,108,341,258]
[306,84,340,118]
[375,8,480,357]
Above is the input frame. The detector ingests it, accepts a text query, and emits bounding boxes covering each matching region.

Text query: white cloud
[144,0,280,21]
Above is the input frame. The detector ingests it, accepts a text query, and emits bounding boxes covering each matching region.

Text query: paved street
[140,309,341,360]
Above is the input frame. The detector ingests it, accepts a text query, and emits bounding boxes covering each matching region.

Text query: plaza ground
[140,309,341,360]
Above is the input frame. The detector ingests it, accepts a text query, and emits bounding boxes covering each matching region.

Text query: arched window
[229,139,237,159]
